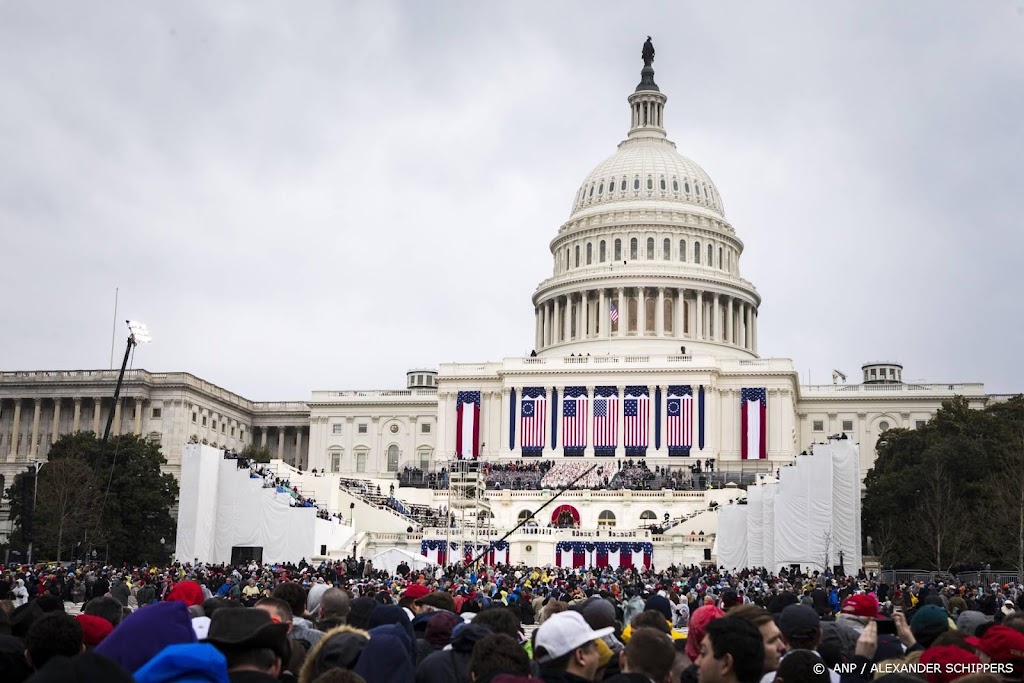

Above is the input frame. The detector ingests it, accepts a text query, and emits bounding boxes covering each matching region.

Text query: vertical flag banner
[456,391,481,459]
[667,385,694,456]
[698,385,706,450]
[624,386,650,456]
[610,302,619,325]
[654,387,662,451]
[593,386,619,457]
[741,387,767,460]
[562,387,588,457]
[508,387,516,451]
[520,387,547,457]
[550,388,559,450]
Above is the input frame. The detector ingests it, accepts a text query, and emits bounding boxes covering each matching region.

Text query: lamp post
[26,461,44,565]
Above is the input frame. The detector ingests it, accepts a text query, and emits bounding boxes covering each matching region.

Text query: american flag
[562,388,588,448]
[624,391,649,448]
[667,386,693,449]
[593,392,618,448]
[520,394,546,448]
[609,302,619,323]
[741,387,767,460]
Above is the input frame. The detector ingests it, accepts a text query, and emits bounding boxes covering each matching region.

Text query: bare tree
[912,465,971,571]
[871,519,902,569]
[33,459,101,561]
[990,429,1024,575]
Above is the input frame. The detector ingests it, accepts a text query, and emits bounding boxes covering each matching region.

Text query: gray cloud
[1,1,1021,399]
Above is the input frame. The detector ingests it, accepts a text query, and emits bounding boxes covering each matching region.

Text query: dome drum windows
[672,179,679,192]
[598,182,603,195]
[586,243,593,265]
[614,239,622,261]
[679,239,686,262]
[694,241,701,264]
[620,178,627,192]
[659,177,667,191]
[630,238,638,260]
[599,240,607,262]
[663,238,671,260]
[574,245,580,268]
[646,237,654,260]
[633,177,640,191]
[646,177,653,191]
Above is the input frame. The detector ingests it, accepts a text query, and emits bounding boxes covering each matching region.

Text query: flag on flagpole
[609,302,619,323]
[456,391,481,459]
[741,387,767,460]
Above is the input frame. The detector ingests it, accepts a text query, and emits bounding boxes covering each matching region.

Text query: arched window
[685,181,691,193]
[386,444,399,472]
[575,245,580,268]
[708,244,714,265]
[645,297,656,334]
[633,177,640,190]
[660,178,666,190]
[518,510,533,523]
[640,510,657,521]
[614,239,622,261]
[663,238,671,260]
[586,243,593,265]
[664,297,674,334]
[589,184,594,197]
[630,238,638,260]
[620,178,627,192]
[565,248,570,271]
[646,238,654,259]
[679,239,686,262]
[598,510,617,528]
[704,185,709,198]
[627,297,638,333]
[599,240,607,262]
[646,177,653,190]
[672,179,679,192]
[598,182,603,195]
[329,448,343,473]
[719,247,723,269]
[694,241,701,264]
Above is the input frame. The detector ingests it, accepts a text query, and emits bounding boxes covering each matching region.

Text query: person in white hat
[534,610,614,683]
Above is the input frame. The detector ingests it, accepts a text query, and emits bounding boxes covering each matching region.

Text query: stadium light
[98,320,153,457]
[127,320,152,345]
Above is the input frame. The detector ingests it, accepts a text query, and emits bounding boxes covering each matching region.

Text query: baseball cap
[841,594,885,619]
[779,605,820,640]
[534,611,614,663]
[402,584,430,601]
[975,625,1024,670]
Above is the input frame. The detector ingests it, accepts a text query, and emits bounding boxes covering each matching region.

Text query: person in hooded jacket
[416,622,494,683]
[354,623,415,683]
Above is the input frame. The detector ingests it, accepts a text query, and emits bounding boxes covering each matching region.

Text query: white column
[639,288,647,335]
[553,297,561,345]
[616,385,626,457]
[277,428,285,460]
[261,427,268,448]
[133,398,143,435]
[617,288,625,338]
[752,308,758,354]
[9,399,21,456]
[51,398,62,446]
[112,398,123,437]
[296,426,304,468]
[535,308,542,351]
[30,399,41,455]
[92,399,102,434]
[563,295,571,342]
[695,291,704,341]
[656,287,665,336]
[726,297,734,345]
[581,291,589,339]
[598,289,607,338]
[712,294,721,342]
[72,397,82,433]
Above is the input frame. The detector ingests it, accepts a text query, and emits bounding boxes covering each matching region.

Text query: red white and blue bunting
[420,539,510,566]
[555,541,653,569]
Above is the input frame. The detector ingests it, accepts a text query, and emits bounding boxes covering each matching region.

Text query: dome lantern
[628,36,667,141]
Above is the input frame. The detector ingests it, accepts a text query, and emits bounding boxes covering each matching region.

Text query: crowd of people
[485,461,553,490]
[2,559,1024,683]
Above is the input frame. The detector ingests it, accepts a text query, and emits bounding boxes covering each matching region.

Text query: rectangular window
[333,424,344,435]
[599,241,606,262]
[870,369,877,377]
[240,428,245,440]
[356,452,367,472]
[812,420,824,431]
[231,427,235,436]
[419,452,430,469]
[221,424,226,433]
[152,408,162,419]
[331,452,341,473]
[212,421,218,431]
[842,420,853,432]
[358,423,368,434]
[192,412,197,423]
[915,420,926,429]
[202,416,207,427]
[614,240,622,261]
[421,423,431,434]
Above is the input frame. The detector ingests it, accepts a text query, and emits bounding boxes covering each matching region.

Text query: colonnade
[535,287,757,352]
[254,425,309,469]
[0,396,147,459]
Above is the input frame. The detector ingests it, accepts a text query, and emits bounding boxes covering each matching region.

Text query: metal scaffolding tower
[444,459,491,568]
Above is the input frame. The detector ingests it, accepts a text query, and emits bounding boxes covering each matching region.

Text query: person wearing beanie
[95,600,198,673]
[75,614,113,649]
[416,611,458,664]
[134,643,230,683]
[919,645,982,683]
[956,611,992,638]
[347,597,376,631]
[910,605,950,650]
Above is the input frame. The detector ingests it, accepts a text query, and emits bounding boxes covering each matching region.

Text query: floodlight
[126,320,152,345]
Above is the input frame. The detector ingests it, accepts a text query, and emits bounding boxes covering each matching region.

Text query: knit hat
[167,580,205,608]
[425,611,459,647]
[955,610,991,637]
[348,597,377,630]
[645,594,673,622]
[780,605,821,641]
[910,605,950,649]
[685,605,725,660]
[920,645,981,683]
[95,600,198,673]
[134,643,229,683]
[76,614,114,647]
[975,624,1024,673]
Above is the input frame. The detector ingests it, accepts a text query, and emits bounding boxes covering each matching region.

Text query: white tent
[371,547,434,576]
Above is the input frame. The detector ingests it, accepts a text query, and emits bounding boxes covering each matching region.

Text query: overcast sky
[2,1,1022,400]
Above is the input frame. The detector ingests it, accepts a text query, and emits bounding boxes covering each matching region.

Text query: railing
[801,383,985,395]
[876,569,1021,585]
[533,263,758,293]
[311,389,438,400]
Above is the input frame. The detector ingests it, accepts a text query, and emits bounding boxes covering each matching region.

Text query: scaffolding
[444,459,491,568]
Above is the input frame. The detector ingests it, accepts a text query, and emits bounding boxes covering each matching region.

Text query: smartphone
[876,619,897,635]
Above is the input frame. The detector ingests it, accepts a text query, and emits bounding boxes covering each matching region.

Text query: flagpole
[108,287,119,369]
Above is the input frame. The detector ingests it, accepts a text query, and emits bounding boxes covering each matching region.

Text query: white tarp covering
[746,486,764,567]
[176,444,353,564]
[716,504,748,571]
[371,547,433,576]
[718,440,861,573]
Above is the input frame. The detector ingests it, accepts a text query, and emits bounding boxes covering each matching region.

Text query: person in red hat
[837,594,885,635]
[972,625,1024,679]
[400,583,432,622]
[920,645,982,683]
[76,614,114,650]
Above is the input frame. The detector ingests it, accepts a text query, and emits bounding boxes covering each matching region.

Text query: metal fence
[877,570,1020,585]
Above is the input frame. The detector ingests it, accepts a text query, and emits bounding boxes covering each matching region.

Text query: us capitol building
[0,42,1001,566]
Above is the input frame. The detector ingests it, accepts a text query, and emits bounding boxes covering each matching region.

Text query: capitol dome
[570,138,725,218]
[530,38,761,361]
